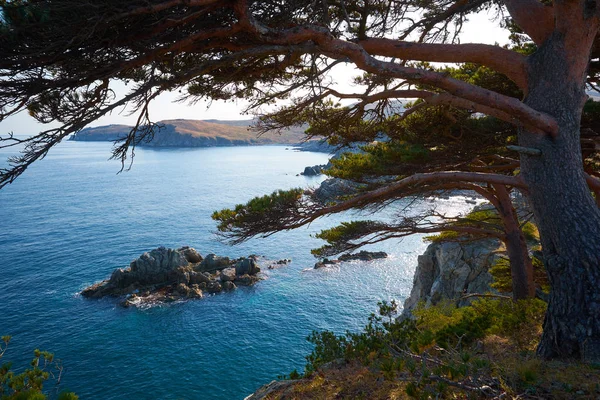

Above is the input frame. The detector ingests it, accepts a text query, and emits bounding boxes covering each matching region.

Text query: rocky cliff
[402,238,503,317]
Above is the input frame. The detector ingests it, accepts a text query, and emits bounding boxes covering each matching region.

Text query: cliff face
[402,238,503,317]
[69,119,306,146]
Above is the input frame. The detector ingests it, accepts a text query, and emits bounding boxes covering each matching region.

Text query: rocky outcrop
[338,251,388,262]
[313,178,362,203]
[314,258,341,269]
[402,238,503,317]
[314,251,388,269]
[235,257,261,275]
[301,164,328,176]
[81,246,266,307]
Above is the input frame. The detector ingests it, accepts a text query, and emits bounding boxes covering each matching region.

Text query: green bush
[299,298,548,398]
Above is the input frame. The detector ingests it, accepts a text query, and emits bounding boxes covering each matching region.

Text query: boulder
[178,246,203,264]
[199,254,231,272]
[188,284,204,299]
[301,165,324,176]
[189,271,211,285]
[174,283,191,297]
[235,258,261,276]
[207,281,223,294]
[220,268,236,282]
[235,274,260,286]
[223,281,237,291]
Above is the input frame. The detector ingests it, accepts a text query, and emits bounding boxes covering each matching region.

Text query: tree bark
[493,184,535,300]
[520,30,600,361]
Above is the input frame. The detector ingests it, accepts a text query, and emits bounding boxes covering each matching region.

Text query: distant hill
[70,119,307,147]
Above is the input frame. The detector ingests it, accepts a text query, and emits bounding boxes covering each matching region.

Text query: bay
[0,141,471,399]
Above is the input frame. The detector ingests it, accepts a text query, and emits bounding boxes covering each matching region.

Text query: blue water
[0,141,472,399]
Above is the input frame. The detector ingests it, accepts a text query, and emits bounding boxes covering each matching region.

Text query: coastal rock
[301,164,327,176]
[189,271,211,285]
[220,268,236,282]
[314,251,387,269]
[169,267,190,285]
[338,251,388,262]
[108,268,131,288]
[402,238,503,318]
[314,259,340,269]
[131,246,189,284]
[206,281,223,294]
[179,246,203,263]
[199,254,232,272]
[235,258,261,276]
[314,178,362,203]
[188,284,204,298]
[235,274,260,286]
[268,259,292,269]
[81,246,267,306]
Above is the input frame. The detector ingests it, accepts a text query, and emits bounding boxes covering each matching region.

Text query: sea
[0,140,474,399]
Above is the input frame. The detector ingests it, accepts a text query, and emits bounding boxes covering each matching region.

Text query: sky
[0,10,509,135]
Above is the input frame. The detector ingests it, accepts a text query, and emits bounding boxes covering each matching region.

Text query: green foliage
[211,188,305,241]
[490,254,549,294]
[422,231,461,243]
[415,299,547,349]
[423,207,502,242]
[327,142,430,180]
[305,331,349,374]
[311,220,387,257]
[304,301,401,375]
[489,258,513,293]
[446,63,523,99]
[521,221,539,241]
[301,298,548,397]
[0,336,77,400]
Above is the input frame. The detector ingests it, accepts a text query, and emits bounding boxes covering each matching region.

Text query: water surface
[0,142,471,399]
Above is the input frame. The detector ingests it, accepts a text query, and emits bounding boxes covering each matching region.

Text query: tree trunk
[520,31,600,361]
[493,184,535,300]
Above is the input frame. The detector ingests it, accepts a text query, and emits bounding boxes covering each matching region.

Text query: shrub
[298,298,550,398]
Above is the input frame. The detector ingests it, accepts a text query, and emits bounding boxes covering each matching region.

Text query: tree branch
[303,172,526,225]
[360,38,528,90]
[260,26,559,136]
[504,0,554,45]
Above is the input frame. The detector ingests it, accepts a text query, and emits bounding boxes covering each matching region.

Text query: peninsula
[70,119,307,147]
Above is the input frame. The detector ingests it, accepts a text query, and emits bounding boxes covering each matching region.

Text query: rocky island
[81,246,283,307]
